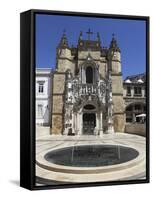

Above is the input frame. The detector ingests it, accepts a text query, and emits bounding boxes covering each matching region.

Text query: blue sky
[36,14,146,79]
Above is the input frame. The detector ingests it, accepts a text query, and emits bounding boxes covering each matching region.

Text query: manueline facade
[51,30,125,135]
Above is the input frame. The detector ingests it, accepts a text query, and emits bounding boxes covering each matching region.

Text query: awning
[136,113,146,118]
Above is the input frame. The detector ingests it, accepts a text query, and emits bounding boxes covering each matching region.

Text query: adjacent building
[123,73,146,123]
[36,68,51,126]
[123,73,146,135]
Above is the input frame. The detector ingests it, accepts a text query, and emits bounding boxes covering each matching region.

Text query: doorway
[83,113,96,135]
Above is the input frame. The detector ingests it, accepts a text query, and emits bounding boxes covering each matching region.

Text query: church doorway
[83,113,96,135]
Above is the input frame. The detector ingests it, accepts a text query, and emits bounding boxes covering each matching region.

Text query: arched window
[86,66,93,83]
[84,104,95,110]
[125,103,145,123]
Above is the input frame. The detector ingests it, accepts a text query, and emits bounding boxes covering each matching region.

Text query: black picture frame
[20,9,150,190]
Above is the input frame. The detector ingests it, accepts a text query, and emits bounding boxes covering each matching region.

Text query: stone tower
[51,30,125,135]
[109,35,125,132]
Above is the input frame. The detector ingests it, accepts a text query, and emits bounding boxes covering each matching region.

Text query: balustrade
[79,84,98,95]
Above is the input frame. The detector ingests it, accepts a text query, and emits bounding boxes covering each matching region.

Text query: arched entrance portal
[83,113,96,135]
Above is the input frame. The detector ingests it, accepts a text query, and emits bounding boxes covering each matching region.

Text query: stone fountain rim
[36,143,144,174]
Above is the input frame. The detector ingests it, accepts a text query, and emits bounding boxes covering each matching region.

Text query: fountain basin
[36,144,143,174]
[44,145,139,167]
[36,134,146,183]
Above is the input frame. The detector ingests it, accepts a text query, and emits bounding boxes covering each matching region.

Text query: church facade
[51,30,125,135]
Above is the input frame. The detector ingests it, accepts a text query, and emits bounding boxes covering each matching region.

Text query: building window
[38,104,43,117]
[126,86,131,96]
[134,87,142,96]
[38,82,44,93]
[86,66,93,84]
[126,103,145,123]
[126,105,132,111]
[144,86,146,97]
[134,104,141,111]
[126,114,133,123]
[84,104,95,110]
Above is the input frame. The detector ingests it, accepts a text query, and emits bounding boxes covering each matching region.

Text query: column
[132,113,136,123]
[95,113,99,136]
[142,87,145,97]
[77,112,82,135]
[107,104,114,134]
[72,112,75,134]
[76,112,80,135]
[99,111,103,136]
[132,105,135,123]
[75,113,77,135]
[131,86,134,97]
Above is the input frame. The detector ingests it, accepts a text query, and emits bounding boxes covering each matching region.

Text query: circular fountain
[45,145,139,167]
[36,133,146,183]
[37,144,143,175]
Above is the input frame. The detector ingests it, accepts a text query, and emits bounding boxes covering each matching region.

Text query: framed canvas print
[20,9,150,190]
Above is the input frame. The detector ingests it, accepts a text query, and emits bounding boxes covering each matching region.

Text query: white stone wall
[36,99,50,125]
[36,69,51,126]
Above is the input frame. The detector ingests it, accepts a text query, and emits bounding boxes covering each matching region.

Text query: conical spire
[97,32,101,43]
[109,33,120,52]
[78,31,83,41]
[97,32,102,47]
[58,30,69,48]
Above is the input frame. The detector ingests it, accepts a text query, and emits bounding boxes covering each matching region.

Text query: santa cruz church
[51,30,125,135]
